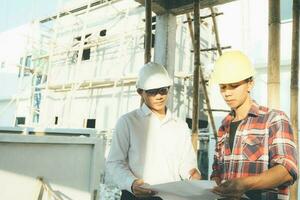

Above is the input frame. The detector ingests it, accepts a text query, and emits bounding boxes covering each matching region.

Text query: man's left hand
[212,178,248,199]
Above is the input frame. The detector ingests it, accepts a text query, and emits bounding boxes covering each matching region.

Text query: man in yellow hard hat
[210,51,298,199]
[106,62,200,200]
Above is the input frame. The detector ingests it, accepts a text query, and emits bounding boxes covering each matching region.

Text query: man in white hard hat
[106,62,200,200]
[210,51,298,199]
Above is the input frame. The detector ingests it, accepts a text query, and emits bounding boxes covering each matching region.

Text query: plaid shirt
[211,101,298,199]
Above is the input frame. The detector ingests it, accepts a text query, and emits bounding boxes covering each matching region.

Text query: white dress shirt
[105,104,197,193]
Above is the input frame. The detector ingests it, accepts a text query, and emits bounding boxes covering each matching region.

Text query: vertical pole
[186,13,195,43]
[192,0,200,151]
[65,0,92,127]
[290,0,299,199]
[36,0,61,127]
[145,0,152,63]
[267,0,280,109]
[186,13,218,141]
[141,0,152,106]
[210,7,222,56]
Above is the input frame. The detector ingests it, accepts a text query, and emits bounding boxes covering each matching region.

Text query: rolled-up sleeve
[268,112,298,185]
[210,126,225,180]
[105,116,136,192]
[211,150,221,180]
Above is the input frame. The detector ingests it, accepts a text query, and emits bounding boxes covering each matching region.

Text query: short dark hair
[137,88,143,94]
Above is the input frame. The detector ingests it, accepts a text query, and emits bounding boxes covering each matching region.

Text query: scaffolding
[0,0,297,198]
[6,0,218,131]
[12,0,145,127]
[33,0,212,129]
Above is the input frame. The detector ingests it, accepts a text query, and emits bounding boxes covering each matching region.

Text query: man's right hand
[211,177,222,185]
[131,179,157,198]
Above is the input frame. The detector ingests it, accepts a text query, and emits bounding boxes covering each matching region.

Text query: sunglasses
[145,87,170,96]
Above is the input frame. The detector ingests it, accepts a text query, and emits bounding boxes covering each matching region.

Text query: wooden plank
[267,0,281,109]
[144,0,152,63]
[191,0,200,151]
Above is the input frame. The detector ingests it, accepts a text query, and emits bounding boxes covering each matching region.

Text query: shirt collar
[140,103,174,122]
[247,100,260,117]
[228,100,260,120]
[141,103,152,116]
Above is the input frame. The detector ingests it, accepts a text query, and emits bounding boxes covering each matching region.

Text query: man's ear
[247,80,254,93]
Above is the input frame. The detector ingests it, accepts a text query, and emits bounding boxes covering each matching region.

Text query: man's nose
[155,93,163,98]
[223,88,232,96]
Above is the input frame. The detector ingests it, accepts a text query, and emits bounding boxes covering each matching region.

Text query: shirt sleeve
[178,123,198,179]
[268,111,298,185]
[105,116,137,192]
[210,126,224,180]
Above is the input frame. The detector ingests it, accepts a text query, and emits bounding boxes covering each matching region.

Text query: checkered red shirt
[211,101,298,199]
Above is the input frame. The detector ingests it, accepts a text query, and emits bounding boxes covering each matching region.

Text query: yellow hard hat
[211,50,255,84]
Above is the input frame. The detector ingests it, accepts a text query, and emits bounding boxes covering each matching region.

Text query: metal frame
[0,134,105,200]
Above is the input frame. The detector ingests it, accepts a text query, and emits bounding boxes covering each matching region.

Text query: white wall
[0,101,16,126]
[0,22,40,126]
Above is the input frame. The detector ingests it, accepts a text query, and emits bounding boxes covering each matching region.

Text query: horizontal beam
[45,77,138,92]
[40,0,121,23]
[134,0,236,15]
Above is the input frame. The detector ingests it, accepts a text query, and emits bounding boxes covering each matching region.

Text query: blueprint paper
[141,180,219,200]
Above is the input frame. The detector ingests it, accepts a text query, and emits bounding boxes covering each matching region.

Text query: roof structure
[134,0,237,15]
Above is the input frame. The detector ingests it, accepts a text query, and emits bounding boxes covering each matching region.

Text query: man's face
[139,87,170,112]
[219,79,253,109]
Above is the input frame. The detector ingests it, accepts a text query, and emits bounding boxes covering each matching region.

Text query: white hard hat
[211,50,255,84]
[136,62,173,90]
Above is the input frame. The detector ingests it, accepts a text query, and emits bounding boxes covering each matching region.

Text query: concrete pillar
[154,13,177,111]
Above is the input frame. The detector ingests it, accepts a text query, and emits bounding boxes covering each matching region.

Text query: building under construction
[0,0,298,199]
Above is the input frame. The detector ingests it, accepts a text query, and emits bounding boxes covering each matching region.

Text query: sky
[0,0,73,32]
[281,0,293,21]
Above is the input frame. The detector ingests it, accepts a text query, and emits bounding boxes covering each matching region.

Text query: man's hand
[189,168,201,180]
[212,178,248,199]
[211,177,222,185]
[212,165,294,199]
[131,179,157,198]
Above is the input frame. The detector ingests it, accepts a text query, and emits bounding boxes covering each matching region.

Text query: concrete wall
[0,134,104,200]
[0,100,16,126]
[0,22,40,126]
